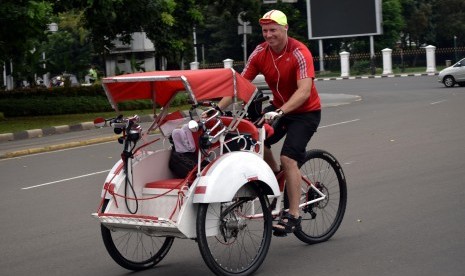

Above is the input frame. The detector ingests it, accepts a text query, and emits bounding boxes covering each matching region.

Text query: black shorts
[264,110,321,164]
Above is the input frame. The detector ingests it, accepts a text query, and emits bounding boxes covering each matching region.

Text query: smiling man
[241,9,322,236]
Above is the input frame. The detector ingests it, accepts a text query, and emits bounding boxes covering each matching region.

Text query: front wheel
[196,184,273,276]
[294,149,347,244]
[100,199,174,271]
[443,76,456,87]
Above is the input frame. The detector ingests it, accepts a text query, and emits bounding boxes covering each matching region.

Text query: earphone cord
[270,42,288,104]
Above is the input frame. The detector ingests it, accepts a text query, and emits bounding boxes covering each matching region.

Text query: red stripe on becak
[195,186,207,194]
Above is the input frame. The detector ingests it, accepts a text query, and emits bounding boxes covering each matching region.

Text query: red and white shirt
[242,37,321,113]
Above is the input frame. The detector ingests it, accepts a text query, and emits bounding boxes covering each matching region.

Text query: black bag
[168,150,198,178]
[246,90,264,122]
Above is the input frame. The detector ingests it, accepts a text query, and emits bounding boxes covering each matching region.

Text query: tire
[196,184,273,276]
[100,199,174,271]
[294,149,347,244]
[443,76,456,87]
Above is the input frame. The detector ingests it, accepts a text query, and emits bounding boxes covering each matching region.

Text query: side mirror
[94,117,106,128]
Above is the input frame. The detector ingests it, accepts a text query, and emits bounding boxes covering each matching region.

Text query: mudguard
[192,151,280,203]
[101,159,125,199]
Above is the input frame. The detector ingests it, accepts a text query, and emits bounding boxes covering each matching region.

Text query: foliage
[432,0,465,47]
[351,60,372,75]
[45,10,94,80]
[0,0,53,62]
[0,86,189,117]
[2,0,465,88]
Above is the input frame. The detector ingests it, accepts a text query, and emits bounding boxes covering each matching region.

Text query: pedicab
[92,68,347,276]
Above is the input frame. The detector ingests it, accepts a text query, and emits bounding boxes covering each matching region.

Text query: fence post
[223,58,234,68]
[190,61,199,70]
[339,51,350,77]
[381,48,393,75]
[425,45,436,73]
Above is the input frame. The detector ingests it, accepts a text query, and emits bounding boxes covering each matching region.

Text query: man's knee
[280,155,297,169]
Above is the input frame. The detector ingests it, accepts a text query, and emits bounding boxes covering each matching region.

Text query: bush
[0,86,190,117]
[351,60,372,75]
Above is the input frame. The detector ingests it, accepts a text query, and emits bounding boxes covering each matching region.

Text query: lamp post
[42,23,58,87]
[454,35,457,63]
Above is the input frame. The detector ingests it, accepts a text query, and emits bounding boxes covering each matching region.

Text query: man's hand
[260,108,284,126]
[263,111,281,124]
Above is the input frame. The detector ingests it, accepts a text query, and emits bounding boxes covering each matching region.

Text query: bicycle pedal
[272,231,288,237]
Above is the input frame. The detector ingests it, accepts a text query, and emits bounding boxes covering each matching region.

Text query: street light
[42,23,58,86]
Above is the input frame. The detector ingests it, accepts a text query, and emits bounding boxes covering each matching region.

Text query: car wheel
[458,82,465,87]
[443,76,455,87]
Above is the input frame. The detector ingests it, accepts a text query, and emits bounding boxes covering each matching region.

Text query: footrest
[92,213,185,238]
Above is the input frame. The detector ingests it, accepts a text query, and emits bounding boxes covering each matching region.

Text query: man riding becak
[217,9,321,236]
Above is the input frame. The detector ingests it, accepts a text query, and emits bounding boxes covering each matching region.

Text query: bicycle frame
[241,171,328,220]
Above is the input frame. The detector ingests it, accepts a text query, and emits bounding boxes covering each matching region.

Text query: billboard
[308,0,382,39]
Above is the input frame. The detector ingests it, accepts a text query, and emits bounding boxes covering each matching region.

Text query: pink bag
[171,124,196,153]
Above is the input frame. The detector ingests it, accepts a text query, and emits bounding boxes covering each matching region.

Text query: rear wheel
[100,200,174,271]
[443,76,456,87]
[196,184,272,276]
[294,149,347,244]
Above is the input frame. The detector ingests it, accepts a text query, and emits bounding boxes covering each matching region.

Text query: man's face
[261,23,287,49]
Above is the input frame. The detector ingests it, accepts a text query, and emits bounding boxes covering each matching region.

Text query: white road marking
[430,100,446,105]
[21,169,110,190]
[319,119,360,129]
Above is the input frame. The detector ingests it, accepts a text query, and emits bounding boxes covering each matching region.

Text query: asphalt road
[1,75,464,276]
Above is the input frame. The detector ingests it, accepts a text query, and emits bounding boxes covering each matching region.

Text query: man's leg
[264,147,280,173]
[281,155,301,218]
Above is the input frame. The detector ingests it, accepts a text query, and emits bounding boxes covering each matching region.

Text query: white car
[438,58,465,87]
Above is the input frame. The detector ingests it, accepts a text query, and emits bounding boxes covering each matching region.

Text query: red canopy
[102,68,257,109]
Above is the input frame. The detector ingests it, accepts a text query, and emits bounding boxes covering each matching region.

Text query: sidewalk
[0,72,438,159]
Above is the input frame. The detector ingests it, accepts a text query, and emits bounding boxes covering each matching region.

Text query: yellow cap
[259,10,287,26]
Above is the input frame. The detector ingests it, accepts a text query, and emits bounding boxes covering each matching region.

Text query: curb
[315,72,438,82]
[0,135,120,159]
[0,114,154,143]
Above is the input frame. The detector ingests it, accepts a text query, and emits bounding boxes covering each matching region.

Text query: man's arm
[278,77,312,114]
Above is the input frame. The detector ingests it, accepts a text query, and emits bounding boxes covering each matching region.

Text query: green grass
[0,105,191,134]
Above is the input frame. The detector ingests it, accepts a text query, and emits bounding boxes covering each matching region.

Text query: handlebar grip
[253,95,270,103]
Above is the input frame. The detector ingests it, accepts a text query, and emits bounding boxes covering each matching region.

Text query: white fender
[192,151,280,203]
[101,159,124,199]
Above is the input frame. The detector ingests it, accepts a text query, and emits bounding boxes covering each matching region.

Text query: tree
[400,0,434,48]
[0,0,53,79]
[83,0,203,69]
[46,10,93,79]
[432,0,465,47]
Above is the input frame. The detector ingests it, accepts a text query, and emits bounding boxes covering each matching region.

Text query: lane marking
[319,119,360,129]
[21,169,110,190]
[430,100,446,105]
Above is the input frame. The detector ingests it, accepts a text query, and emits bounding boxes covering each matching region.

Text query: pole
[318,40,325,72]
[2,62,6,87]
[193,26,198,62]
[370,35,375,75]
[202,44,205,67]
[454,35,457,62]
[243,24,247,66]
